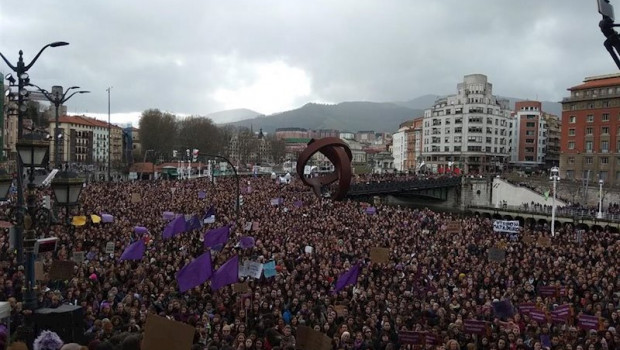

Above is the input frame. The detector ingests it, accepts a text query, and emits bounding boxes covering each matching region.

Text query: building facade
[510,101,560,170]
[423,74,512,173]
[560,73,620,184]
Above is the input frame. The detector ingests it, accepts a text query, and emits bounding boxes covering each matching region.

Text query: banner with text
[493,220,520,233]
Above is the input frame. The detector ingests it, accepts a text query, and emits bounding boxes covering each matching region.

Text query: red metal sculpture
[296,137,352,201]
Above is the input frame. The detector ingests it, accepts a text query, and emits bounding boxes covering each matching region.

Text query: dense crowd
[0,174,619,350]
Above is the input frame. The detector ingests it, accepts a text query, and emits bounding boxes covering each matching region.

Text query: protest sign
[296,326,331,350]
[333,304,347,317]
[464,319,489,335]
[49,260,75,281]
[537,236,551,248]
[488,247,506,262]
[105,242,115,254]
[523,235,535,244]
[72,251,85,264]
[232,282,250,294]
[142,314,194,350]
[399,331,424,344]
[34,261,45,281]
[131,193,141,203]
[370,247,390,264]
[493,220,520,233]
[445,221,461,234]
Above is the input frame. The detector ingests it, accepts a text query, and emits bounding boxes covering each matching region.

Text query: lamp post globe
[51,171,85,207]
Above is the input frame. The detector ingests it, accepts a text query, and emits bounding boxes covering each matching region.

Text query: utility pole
[106,87,112,181]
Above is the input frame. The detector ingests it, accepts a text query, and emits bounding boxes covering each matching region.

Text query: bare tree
[138,109,178,161]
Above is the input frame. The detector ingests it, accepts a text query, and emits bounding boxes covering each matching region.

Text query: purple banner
[464,320,488,335]
[399,331,423,345]
[578,315,599,330]
[551,304,571,323]
[530,310,547,323]
[538,286,557,296]
[518,302,537,315]
[424,333,439,345]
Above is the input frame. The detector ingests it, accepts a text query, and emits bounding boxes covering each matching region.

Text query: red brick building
[560,73,620,184]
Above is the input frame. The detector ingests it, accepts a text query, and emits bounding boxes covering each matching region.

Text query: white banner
[493,220,520,233]
[239,260,263,279]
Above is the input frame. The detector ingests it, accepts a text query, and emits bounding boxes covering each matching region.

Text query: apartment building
[423,74,513,173]
[510,101,561,170]
[560,73,620,184]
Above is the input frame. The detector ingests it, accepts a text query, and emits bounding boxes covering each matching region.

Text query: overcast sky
[0,1,614,126]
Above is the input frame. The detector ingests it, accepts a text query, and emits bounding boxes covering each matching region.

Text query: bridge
[465,205,620,233]
[347,176,462,200]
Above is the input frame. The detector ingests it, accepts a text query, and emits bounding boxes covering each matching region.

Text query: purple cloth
[162,211,175,220]
[185,215,202,231]
[163,216,187,240]
[333,263,360,294]
[119,240,146,261]
[204,225,230,249]
[492,299,515,319]
[134,226,148,235]
[239,236,255,249]
[176,251,213,293]
[198,190,206,199]
[365,207,377,215]
[211,255,239,291]
[101,213,114,223]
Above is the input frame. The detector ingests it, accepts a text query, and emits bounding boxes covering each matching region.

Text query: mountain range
[215,95,562,134]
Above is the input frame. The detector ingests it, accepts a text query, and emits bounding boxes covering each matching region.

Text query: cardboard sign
[296,325,332,350]
[445,221,461,234]
[537,236,551,247]
[34,261,45,281]
[370,247,390,264]
[399,331,424,344]
[131,193,141,203]
[488,247,506,262]
[233,282,250,294]
[105,242,115,255]
[143,314,194,350]
[333,304,347,317]
[72,251,85,264]
[48,260,75,281]
[523,235,535,244]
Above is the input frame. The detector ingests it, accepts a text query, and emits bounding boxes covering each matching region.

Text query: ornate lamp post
[549,166,560,237]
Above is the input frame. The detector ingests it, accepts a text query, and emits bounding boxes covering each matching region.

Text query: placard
[464,319,489,335]
[537,236,551,247]
[304,245,313,254]
[105,242,115,254]
[296,325,332,350]
[131,193,141,203]
[233,282,250,294]
[333,304,347,317]
[142,314,194,350]
[488,247,506,262]
[370,247,390,264]
[399,331,424,344]
[523,235,535,244]
[493,220,520,233]
[48,260,75,281]
[445,221,461,234]
[72,251,85,264]
[34,261,45,281]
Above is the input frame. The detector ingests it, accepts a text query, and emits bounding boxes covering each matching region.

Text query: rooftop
[569,73,620,90]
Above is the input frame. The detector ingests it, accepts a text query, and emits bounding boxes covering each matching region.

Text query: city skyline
[0,0,616,126]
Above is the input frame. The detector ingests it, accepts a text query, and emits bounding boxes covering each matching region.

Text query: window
[568,129,575,136]
[526,122,536,127]
[587,115,594,122]
[586,127,593,135]
[602,113,610,121]
[600,171,608,181]
[586,141,593,152]
[568,142,575,150]
[616,171,620,181]
[602,127,610,134]
[586,157,593,164]
[601,157,609,164]
[568,157,575,164]
[525,139,535,144]
[566,170,574,180]
[602,141,609,153]
[526,130,535,136]
[570,116,576,123]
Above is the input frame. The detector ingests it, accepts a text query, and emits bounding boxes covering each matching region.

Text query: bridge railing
[348,176,462,195]
[468,204,620,223]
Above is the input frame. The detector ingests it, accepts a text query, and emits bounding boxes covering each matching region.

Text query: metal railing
[467,204,620,223]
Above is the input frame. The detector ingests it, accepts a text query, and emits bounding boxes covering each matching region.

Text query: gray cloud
[0,0,613,124]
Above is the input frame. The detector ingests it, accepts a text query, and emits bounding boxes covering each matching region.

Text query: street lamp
[597,179,604,219]
[51,171,85,226]
[549,166,560,237]
[0,41,69,294]
[16,134,50,310]
[200,154,240,223]
[28,83,90,168]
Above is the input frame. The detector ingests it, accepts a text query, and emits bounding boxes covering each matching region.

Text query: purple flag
[492,299,515,319]
[185,215,202,231]
[198,190,206,199]
[204,225,230,249]
[119,240,146,261]
[238,236,255,249]
[365,207,377,215]
[163,215,187,240]
[211,255,239,291]
[101,213,114,223]
[333,262,360,294]
[134,226,148,235]
[176,251,213,293]
[162,211,175,220]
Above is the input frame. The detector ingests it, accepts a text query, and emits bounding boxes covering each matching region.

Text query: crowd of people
[0,173,618,350]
